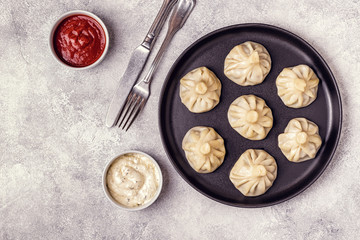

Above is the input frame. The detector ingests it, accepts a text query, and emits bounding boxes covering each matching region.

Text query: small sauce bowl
[102,151,163,211]
[49,10,109,70]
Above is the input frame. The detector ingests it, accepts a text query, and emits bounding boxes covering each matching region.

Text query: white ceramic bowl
[49,10,109,70]
[102,151,163,211]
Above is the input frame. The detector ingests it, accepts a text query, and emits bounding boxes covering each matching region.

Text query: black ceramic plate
[159,24,342,207]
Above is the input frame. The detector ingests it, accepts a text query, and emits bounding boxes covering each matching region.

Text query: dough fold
[278,118,322,162]
[182,126,226,173]
[224,41,271,86]
[180,67,221,113]
[230,149,277,197]
[228,95,273,140]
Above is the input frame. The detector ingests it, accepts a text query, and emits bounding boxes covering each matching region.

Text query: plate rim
[158,23,343,208]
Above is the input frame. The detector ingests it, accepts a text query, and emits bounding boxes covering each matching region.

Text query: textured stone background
[1,0,359,239]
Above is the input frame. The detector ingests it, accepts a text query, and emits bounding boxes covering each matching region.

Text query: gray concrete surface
[1,0,359,239]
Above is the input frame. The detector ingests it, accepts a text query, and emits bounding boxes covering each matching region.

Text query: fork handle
[141,0,178,50]
[142,30,175,84]
[143,0,196,84]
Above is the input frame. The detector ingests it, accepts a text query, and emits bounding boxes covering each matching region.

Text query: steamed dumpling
[182,126,226,173]
[278,118,322,162]
[276,64,319,108]
[229,149,277,197]
[224,41,271,86]
[228,95,273,140]
[180,67,222,113]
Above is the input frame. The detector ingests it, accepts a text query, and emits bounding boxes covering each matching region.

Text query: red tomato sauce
[54,14,106,67]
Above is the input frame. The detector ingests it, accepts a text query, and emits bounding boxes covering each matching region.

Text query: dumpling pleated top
[276,64,319,108]
[278,118,322,162]
[228,95,273,140]
[229,149,277,197]
[180,67,222,113]
[182,126,226,173]
[224,41,271,86]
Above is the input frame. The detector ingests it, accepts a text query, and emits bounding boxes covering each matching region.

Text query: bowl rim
[102,150,163,211]
[49,10,109,70]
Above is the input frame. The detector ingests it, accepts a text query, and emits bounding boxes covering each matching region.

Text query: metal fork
[117,0,195,131]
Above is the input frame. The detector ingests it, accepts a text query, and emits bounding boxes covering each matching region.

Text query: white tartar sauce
[106,153,160,208]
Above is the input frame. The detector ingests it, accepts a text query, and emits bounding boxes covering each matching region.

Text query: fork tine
[124,98,146,131]
[119,94,140,129]
[117,92,137,128]
[122,96,143,130]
